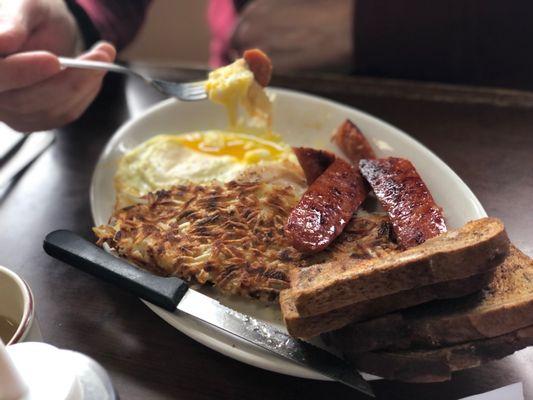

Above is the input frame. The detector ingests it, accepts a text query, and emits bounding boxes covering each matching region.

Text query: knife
[43,230,374,397]
[0,132,55,187]
[0,130,26,163]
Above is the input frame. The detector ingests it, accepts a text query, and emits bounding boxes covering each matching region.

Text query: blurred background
[117,0,533,91]
[121,0,210,67]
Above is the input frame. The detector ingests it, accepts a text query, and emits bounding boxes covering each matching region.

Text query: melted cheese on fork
[205,59,272,131]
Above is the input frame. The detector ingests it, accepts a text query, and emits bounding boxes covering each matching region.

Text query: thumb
[0,0,42,55]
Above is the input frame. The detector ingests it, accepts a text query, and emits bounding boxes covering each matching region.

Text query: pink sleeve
[76,0,152,50]
[208,0,237,67]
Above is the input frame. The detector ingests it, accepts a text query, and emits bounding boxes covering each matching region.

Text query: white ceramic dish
[91,88,487,380]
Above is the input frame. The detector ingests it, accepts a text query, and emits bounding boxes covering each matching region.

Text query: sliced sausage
[285,158,368,253]
[332,119,376,163]
[292,147,336,185]
[359,157,447,248]
[243,49,272,87]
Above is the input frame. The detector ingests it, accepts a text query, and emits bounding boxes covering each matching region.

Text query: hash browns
[94,181,306,302]
[94,181,399,302]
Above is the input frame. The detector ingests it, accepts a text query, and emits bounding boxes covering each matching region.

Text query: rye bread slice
[349,325,533,383]
[280,270,494,338]
[330,246,533,353]
[285,218,509,317]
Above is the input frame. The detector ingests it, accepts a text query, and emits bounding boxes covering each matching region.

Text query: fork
[58,57,208,101]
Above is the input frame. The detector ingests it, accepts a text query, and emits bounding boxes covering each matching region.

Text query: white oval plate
[91,88,487,381]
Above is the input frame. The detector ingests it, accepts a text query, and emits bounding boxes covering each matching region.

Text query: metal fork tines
[0,131,55,188]
[150,79,207,101]
[58,57,208,101]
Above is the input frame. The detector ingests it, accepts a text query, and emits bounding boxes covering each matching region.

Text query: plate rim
[90,87,487,381]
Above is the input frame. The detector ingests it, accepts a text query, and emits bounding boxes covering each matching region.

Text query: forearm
[67,0,152,50]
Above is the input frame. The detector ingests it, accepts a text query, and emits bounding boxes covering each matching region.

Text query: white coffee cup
[0,265,41,345]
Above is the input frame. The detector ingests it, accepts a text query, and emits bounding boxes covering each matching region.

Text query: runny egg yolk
[174,131,287,164]
[115,53,297,211]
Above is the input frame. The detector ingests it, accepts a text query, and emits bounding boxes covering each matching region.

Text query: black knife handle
[43,230,188,311]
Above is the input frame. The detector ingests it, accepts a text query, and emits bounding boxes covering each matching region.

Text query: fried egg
[103,52,315,301]
[114,53,303,210]
[114,130,304,209]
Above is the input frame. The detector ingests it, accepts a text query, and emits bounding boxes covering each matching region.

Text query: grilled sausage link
[332,119,376,164]
[243,49,272,87]
[359,157,447,248]
[285,158,368,253]
[292,147,336,185]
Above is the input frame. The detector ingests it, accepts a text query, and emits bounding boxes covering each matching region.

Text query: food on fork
[113,50,304,210]
[205,48,273,129]
[243,49,273,87]
[359,157,447,248]
[284,158,368,253]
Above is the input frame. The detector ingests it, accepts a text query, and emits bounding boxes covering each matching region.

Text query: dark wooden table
[1,70,532,400]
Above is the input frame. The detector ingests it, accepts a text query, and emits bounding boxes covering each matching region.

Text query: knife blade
[0,128,26,163]
[0,132,55,187]
[43,230,374,397]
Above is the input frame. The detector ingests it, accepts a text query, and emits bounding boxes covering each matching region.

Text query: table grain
[1,70,532,400]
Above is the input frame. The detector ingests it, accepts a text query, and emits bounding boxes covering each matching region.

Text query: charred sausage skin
[332,119,376,164]
[359,157,447,248]
[292,147,336,185]
[243,49,272,87]
[285,158,368,253]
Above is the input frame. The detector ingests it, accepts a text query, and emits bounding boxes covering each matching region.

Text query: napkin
[459,382,523,400]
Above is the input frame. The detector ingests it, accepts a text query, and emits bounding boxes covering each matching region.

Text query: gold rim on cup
[0,266,35,345]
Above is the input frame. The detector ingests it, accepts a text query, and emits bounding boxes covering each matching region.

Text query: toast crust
[281,270,494,338]
[285,218,509,317]
[350,325,533,383]
[331,246,533,352]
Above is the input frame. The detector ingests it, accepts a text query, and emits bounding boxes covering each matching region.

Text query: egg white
[114,131,304,209]
[114,56,302,210]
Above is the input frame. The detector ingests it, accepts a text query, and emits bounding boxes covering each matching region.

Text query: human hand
[230,0,353,73]
[0,0,116,132]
